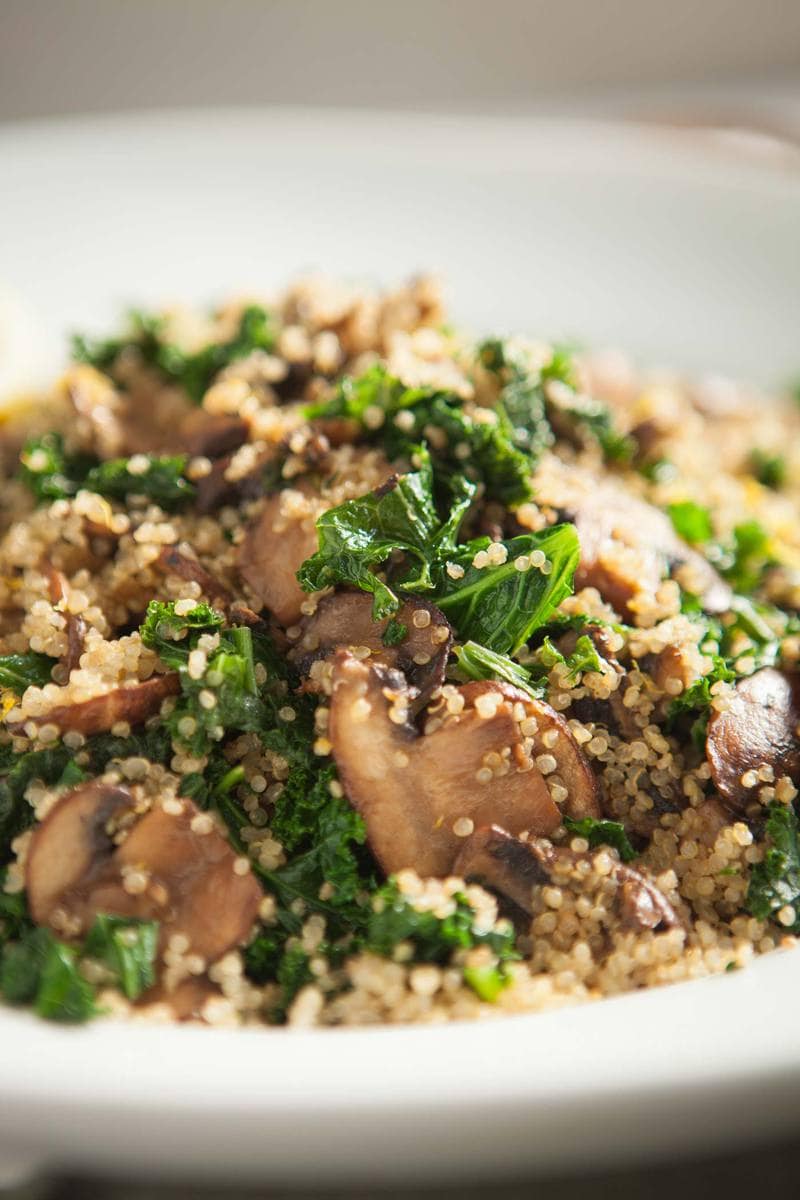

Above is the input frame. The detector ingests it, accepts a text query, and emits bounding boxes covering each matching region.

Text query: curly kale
[72,304,276,404]
[19,433,194,508]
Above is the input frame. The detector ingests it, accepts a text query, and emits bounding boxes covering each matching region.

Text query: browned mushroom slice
[41,560,87,674]
[175,411,248,459]
[138,977,222,1021]
[238,488,319,626]
[26,782,134,924]
[26,783,262,965]
[158,545,234,608]
[451,824,551,913]
[454,824,680,931]
[290,591,452,701]
[706,668,800,812]
[328,652,599,878]
[12,674,180,738]
[543,474,731,620]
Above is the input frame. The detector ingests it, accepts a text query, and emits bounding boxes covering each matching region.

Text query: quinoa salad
[0,275,799,1029]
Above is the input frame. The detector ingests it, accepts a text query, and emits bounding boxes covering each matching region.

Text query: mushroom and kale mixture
[1,276,800,1027]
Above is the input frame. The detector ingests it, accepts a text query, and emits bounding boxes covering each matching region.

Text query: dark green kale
[750,449,787,490]
[453,642,544,698]
[0,652,56,694]
[19,433,194,509]
[430,524,581,655]
[746,802,800,933]
[1,927,97,1022]
[0,743,74,861]
[140,599,225,668]
[716,520,777,595]
[83,456,195,507]
[365,880,519,1002]
[72,304,276,404]
[18,433,95,502]
[477,338,554,459]
[563,816,637,863]
[307,364,534,506]
[665,652,736,750]
[534,633,603,682]
[382,618,408,647]
[83,914,159,1000]
[667,500,713,545]
[296,448,467,619]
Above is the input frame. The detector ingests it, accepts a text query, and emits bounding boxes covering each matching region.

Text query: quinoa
[0,274,799,1029]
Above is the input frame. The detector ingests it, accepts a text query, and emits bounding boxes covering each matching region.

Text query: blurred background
[1,0,800,132]
[1,2,799,1198]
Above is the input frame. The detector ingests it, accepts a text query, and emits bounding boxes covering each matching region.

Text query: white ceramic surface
[0,109,799,1186]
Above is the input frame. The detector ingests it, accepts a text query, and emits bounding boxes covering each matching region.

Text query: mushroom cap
[26,782,262,965]
[238,488,319,626]
[706,667,800,812]
[454,824,680,930]
[328,651,599,878]
[11,674,180,738]
[290,590,452,703]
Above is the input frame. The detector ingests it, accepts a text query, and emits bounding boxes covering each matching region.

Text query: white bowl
[1,108,799,1187]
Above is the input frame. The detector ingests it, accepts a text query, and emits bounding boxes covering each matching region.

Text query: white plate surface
[0,108,799,1186]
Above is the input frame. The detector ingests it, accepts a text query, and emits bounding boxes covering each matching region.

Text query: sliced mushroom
[11,674,180,738]
[238,487,320,626]
[537,465,731,619]
[453,824,680,931]
[328,651,599,878]
[706,667,800,812]
[138,976,222,1021]
[158,545,235,609]
[41,560,88,674]
[26,782,262,964]
[176,411,248,459]
[290,591,452,702]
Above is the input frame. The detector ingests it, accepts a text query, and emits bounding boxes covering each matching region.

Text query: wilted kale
[563,816,637,863]
[141,601,265,756]
[19,433,194,508]
[746,802,800,933]
[430,524,581,655]
[297,454,580,655]
[534,633,603,682]
[478,338,554,459]
[750,450,786,490]
[0,652,56,694]
[297,447,473,620]
[83,914,159,1000]
[18,433,95,502]
[453,642,543,698]
[365,879,519,1002]
[72,304,276,404]
[307,364,535,506]
[717,520,776,596]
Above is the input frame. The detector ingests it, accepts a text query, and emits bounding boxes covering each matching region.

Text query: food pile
[0,275,799,1027]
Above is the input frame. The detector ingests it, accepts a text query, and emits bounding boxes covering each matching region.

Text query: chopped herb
[746,802,800,933]
[564,816,637,863]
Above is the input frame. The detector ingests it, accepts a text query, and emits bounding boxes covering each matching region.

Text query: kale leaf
[72,304,276,404]
[750,450,786,490]
[453,642,544,698]
[431,524,580,655]
[0,652,56,694]
[307,364,534,506]
[563,816,637,863]
[1,927,98,1022]
[535,633,603,682]
[746,802,800,933]
[296,448,473,619]
[140,599,225,668]
[668,500,713,545]
[19,434,194,509]
[83,914,159,1000]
